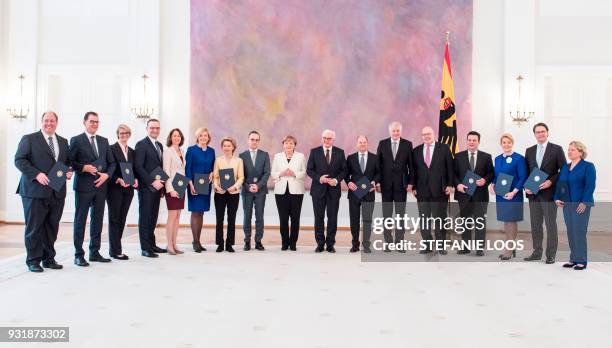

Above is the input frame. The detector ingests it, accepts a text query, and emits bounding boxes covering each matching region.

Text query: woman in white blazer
[163,128,187,255]
[271,135,306,251]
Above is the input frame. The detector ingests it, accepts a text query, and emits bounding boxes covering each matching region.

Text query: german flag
[438,34,458,155]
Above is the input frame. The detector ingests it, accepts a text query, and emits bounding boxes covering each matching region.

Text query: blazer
[524,142,566,201]
[271,151,306,195]
[109,142,135,192]
[453,149,494,202]
[306,146,347,199]
[554,160,596,205]
[345,151,381,202]
[15,131,70,199]
[134,136,164,192]
[238,149,271,194]
[163,147,186,193]
[412,142,454,199]
[376,137,414,191]
[69,132,115,193]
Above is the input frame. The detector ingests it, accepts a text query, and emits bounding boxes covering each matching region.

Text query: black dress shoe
[192,242,203,253]
[74,257,90,267]
[152,246,167,253]
[216,245,224,252]
[290,245,297,251]
[439,250,448,255]
[42,260,63,269]
[573,264,587,270]
[28,264,44,273]
[363,246,372,253]
[457,250,470,255]
[475,250,485,257]
[281,244,289,251]
[350,246,359,253]
[141,250,159,258]
[243,242,251,251]
[545,257,555,264]
[562,262,576,268]
[524,254,542,261]
[226,245,235,253]
[315,246,324,253]
[89,254,111,263]
[111,254,129,260]
[327,246,336,253]
[255,242,265,251]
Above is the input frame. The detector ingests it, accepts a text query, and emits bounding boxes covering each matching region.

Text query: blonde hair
[194,127,211,145]
[569,141,588,159]
[116,124,131,137]
[220,136,237,153]
[500,133,514,144]
[282,135,297,146]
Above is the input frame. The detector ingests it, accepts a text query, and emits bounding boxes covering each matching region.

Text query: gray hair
[322,129,336,139]
[388,121,402,131]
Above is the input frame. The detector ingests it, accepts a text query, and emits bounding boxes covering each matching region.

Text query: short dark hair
[466,131,481,141]
[248,130,260,138]
[166,128,185,147]
[147,118,160,127]
[533,122,549,133]
[83,111,98,121]
[41,111,58,121]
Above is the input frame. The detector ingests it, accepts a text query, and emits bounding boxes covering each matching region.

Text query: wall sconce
[131,74,155,119]
[509,74,534,126]
[7,74,29,119]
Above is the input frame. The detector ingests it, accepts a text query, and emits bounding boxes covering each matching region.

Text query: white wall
[1,0,611,225]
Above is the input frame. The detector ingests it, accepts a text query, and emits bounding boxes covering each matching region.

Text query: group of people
[15,111,596,273]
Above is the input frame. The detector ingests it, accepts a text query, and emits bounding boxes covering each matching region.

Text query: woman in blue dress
[490,133,527,260]
[185,127,215,252]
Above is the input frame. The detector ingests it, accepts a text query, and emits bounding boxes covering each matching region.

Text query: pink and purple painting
[191,0,472,154]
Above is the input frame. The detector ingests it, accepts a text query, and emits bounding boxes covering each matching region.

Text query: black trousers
[458,200,488,247]
[312,191,340,248]
[73,189,107,257]
[417,196,449,241]
[22,196,64,266]
[107,185,134,256]
[275,189,304,247]
[528,197,559,259]
[381,189,407,243]
[348,197,375,247]
[137,189,161,252]
[215,192,239,246]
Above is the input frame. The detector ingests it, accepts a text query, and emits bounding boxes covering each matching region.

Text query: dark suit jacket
[412,142,454,199]
[15,131,70,199]
[239,149,271,194]
[376,137,414,191]
[306,146,347,199]
[69,133,115,193]
[453,150,494,202]
[524,142,566,201]
[109,142,135,192]
[345,152,381,202]
[134,136,164,192]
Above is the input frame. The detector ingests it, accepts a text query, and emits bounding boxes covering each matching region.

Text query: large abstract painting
[191,0,472,156]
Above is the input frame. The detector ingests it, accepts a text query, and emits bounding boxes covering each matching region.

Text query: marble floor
[1,224,612,347]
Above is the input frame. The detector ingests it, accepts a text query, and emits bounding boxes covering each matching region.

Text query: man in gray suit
[239,131,271,251]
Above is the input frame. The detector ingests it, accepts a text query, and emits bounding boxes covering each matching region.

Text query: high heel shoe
[168,249,177,255]
[175,248,184,254]
[193,241,202,253]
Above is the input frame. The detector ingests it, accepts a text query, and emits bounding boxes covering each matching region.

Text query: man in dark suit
[134,118,167,257]
[345,135,381,253]
[307,129,347,253]
[412,126,454,254]
[453,131,494,256]
[70,111,116,266]
[524,122,566,264]
[376,121,414,249]
[15,111,73,272]
[239,130,271,251]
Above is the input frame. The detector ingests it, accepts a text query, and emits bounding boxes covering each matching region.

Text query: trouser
[381,189,407,243]
[528,197,559,259]
[458,200,488,249]
[417,196,449,242]
[242,192,266,243]
[348,197,375,248]
[215,192,239,246]
[563,203,591,264]
[22,196,64,266]
[107,185,134,256]
[74,189,107,257]
[138,189,161,252]
[275,191,304,247]
[312,192,340,248]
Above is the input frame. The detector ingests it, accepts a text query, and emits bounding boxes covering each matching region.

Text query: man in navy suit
[345,135,380,253]
[307,129,347,253]
[70,111,116,266]
[134,119,167,257]
[15,111,73,272]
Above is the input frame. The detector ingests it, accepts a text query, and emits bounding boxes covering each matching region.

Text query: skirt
[165,193,185,210]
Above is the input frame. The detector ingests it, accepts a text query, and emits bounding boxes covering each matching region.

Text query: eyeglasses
[118,132,131,136]
[322,137,333,141]
[249,138,260,142]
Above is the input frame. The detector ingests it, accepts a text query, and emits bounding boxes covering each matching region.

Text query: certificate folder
[193,173,210,195]
[171,173,188,198]
[120,162,135,186]
[462,171,481,196]
[353,176,373,200]
[48,161,69,192]
[219,168,235,191]
[524,168,549,195]
[494,173,514,197]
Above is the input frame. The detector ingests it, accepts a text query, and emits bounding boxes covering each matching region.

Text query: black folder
[193,173,210,195]
[555,181,571,202]
[353,176,373,200]
[149,167,169,192]
[494,173,514,197]
[120,162,135,186]
[48,161,69,192]
[219,168,235,191]
[524,168,549,195]
[462,171,481,196]
[172,173,188,198]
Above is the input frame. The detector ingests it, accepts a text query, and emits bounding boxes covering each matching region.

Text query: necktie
[325,148,330,164]
[48,136,56,159]
[90,136,99,158]
[536,144,544,168]
[425,144,431,168]
[392,142,398,160]
[251,150,256,164]
[156,142,162,160]
[469,152,475,171]
[359,153,365,173]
